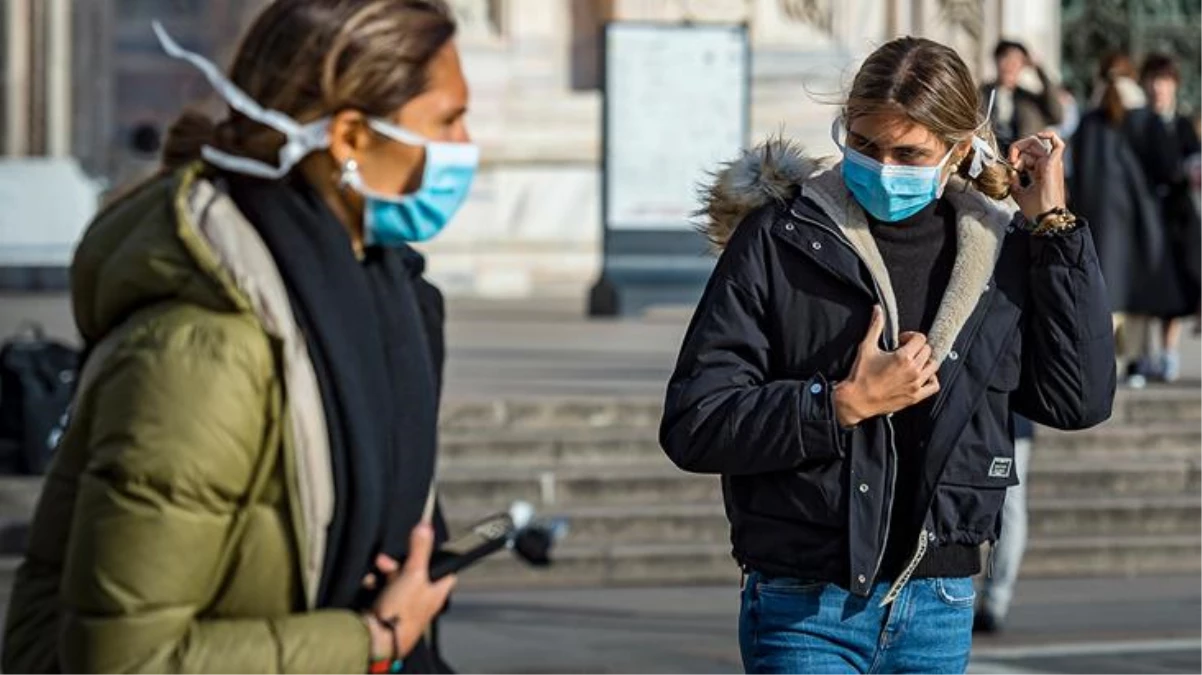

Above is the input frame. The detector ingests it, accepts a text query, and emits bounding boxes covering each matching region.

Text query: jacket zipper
[880,529,929,606]
[788,207,900,591]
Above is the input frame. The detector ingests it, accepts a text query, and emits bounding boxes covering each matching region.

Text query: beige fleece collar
[804,163,1016,363]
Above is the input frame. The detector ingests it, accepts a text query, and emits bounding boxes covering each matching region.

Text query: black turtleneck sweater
[869,198,982,580]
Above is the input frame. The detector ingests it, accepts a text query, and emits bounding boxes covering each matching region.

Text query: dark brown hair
[844,37,1010,200]
[162,0,456,171]
[993,40,1029,62]
[1140,52,1180,84]
[1098,51,1138,127]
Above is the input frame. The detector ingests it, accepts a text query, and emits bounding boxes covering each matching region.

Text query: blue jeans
[739,572,975,674]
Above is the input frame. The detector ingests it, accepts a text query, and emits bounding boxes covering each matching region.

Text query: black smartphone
[428,511,517,581]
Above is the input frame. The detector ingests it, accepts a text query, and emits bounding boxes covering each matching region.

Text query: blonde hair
[162,0,456,170]
[843,37,1010,200]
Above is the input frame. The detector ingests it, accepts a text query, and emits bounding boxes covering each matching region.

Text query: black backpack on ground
[0,325,80,475]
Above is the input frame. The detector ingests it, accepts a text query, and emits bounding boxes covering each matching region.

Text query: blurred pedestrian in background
[1069,52,1169,387]
[661,35,1114,675]
[3,0,474,672]
[974,39,1070,633]
[973,413,1033,634]
[982,40,1064,152]
[976,38,1072,634]
[1128,53,1201,382]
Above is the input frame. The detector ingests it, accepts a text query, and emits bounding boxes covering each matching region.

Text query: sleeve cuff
[798,374,843,460]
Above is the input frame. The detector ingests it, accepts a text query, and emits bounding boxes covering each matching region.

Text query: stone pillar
[44,0,70,157]
[71,0,115,177]
[4,0,32,156]
[999,0,1061,76]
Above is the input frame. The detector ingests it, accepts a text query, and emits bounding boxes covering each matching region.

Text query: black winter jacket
[661,140,1116,598]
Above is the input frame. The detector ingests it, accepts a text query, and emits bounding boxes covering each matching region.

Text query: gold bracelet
[1031,207,1078,235]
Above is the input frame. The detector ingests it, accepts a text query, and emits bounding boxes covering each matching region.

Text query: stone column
[45,0,70,157]
[999,0,1061,76]
[4,0,32,156]
[71,0,116,176]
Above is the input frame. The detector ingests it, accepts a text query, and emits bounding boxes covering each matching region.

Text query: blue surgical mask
[832,120,955,222]
[340,120,478,245]
[153,21,478,244]
[830,92,1000,222]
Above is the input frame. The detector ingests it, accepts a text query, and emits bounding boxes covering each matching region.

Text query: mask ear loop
[830,116,847,151]
[152,20,330,178]
[967,88,1000,179]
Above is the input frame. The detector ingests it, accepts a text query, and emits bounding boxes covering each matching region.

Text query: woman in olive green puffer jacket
[3,0,477,671]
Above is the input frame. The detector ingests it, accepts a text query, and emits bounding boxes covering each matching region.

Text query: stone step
[436,459,1198,510]
[1032,423,1200,459]
[0,457,1190,549]
[438,423,1200,469]
[1106,387,1202,424]
[1019,535,1202,577]
[440,399,662,433]
[1026,495,1202,537]
[437,464,720,510]
[437,388,1200,432]
[453,535,1202,589]
[446,495,1201,546]
[438,427,660,468]
[1024,459,1201,498]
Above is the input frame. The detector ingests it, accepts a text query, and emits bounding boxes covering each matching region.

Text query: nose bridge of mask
[832,118,951,177]
[834,85,1000,179]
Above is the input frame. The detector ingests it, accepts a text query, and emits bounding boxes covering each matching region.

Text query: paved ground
[436,576,1201,674]
[0,560,1194,673]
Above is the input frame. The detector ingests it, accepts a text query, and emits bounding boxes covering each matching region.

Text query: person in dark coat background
[1128,53,1202,382]
[1069,52,1169,387]
[661,36,1115,675]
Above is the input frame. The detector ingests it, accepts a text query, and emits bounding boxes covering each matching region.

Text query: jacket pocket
[934,441,1020,543]
[733,453,846,529]
[987,328,1022,392]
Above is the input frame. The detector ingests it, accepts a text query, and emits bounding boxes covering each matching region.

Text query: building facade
[433,0,1059,298]
[2,0,1059,297]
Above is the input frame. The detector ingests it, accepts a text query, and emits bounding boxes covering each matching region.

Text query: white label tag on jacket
[988,457,1013,479]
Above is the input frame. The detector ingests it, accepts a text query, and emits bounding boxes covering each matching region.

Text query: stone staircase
[0,388,1196,589]
[436,387,1201,587]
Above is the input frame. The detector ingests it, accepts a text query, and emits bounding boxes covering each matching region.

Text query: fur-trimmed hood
[698,137,832,250]
[697,138,1021,364]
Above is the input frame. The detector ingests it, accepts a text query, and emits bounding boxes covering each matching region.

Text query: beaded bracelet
[368,615,404,674]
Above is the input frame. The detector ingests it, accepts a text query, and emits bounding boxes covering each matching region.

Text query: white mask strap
[153,21,330,178]
[967,88,999,179]
[368,119,429,147]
